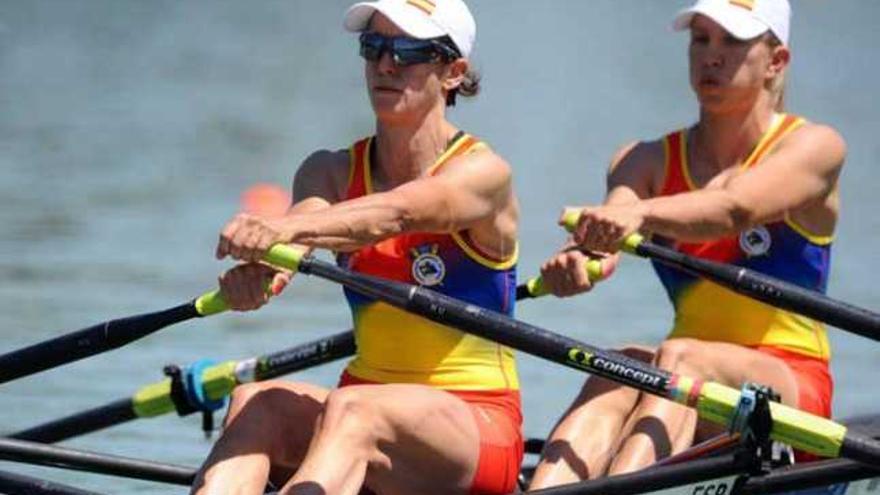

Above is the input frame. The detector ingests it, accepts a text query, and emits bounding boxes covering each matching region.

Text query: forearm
[641,188,752,241]
[286,187,459,250]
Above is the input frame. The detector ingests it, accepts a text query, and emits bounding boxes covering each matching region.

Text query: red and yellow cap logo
[406,0,436,15]
[729,0,756,10]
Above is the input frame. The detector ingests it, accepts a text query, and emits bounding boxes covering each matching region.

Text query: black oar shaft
[299,258,674,396]
[0,303,200,385]
[256,331,356,381]
[294,255,880,466]
[10,399,135,443]
[0,438,195,486]
[0,469,104,495]
[9,332,357,443]
[637,241,880,342]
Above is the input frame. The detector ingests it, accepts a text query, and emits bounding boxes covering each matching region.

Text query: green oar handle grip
[132,360,237,418]
[561,207,644,254]
[194,245,306,317]
[524,259,606,298]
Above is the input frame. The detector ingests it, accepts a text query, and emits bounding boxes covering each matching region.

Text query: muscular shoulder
[293,148,351,204]
[607,138,666,197]
[777,121,847,173]
[435,145,513,190]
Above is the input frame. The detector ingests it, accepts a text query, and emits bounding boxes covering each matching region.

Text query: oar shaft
[0,437,195,486]
[635,240,880,342]
[290,255,880,465]
[0,303,200,385]
[254,331,356,381]
[8,331,357,443]
[10,398,135,443]
[299,258,673,394]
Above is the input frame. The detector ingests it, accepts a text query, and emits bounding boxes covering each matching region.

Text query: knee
[320,386,378,441]
[225,382,293,427]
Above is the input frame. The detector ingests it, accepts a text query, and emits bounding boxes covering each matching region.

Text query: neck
[693,95,777,174]
[373,105,458,189]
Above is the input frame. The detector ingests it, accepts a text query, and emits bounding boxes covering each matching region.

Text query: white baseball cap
[344,0,476,58]
[673,0,791,46]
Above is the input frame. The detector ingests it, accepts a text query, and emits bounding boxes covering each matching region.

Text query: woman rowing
[192,0,523,494]
[530,0,846,487]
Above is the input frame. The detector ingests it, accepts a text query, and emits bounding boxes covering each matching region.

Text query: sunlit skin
[531,12,846,489]
[688,15,789,116]
[366,14,468,127]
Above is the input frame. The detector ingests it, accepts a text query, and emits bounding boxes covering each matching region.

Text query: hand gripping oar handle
[561,210,880,342]
[517,258,607,300]
[260,245,880,466]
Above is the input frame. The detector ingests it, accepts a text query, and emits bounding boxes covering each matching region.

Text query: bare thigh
[221,381,330,484]
[318,383,484,495]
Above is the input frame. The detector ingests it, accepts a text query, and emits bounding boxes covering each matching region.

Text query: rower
[531,0,846,488]
[192,0,524,494]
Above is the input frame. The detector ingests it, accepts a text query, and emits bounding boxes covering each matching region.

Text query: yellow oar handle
[523,259,606,298]
[695,382,846,458]
[194,245,307,316]
[561,207,644,254]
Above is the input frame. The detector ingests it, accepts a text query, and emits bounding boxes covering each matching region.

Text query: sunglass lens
[358,34,442,66]
[359,33,384,62]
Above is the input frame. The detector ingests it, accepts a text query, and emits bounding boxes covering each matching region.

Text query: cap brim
[672,5,768,40]
[344,1,445,39]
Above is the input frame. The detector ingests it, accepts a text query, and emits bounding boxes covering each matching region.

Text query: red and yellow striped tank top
[337,132,520,390]
[653,114,833,360]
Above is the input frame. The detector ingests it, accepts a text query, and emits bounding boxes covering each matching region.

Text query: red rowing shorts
[754,346,834,462]
[338,372,524,494]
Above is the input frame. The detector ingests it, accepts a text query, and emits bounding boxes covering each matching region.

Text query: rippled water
[1,1,878,492]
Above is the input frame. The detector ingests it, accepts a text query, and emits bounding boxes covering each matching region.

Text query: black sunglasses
[359,32,461,67]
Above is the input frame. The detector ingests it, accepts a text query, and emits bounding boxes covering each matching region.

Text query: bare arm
[540,141,661,297]
[288,149,350,215]
[640,124,846,240]
[604,141,661,206]
[283,148,514,251]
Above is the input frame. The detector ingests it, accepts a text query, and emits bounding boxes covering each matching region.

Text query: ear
[768,44,790,78]
[442,58,469,92]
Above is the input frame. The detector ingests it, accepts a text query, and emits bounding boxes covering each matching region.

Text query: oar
[9,330,356,443]
[0,290,230,385]
[560,210,880,342]
[0,437,195,486]
[10,267,603,443]
[251,244,880,467]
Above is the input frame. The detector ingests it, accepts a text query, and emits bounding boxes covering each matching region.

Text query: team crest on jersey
[739,226,772,257]
[410,244,445,286]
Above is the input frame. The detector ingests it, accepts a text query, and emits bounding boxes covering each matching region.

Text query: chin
[372,105,412,126]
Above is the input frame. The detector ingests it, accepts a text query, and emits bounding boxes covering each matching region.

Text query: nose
[703,43,724,69]
[376,50,397,75]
